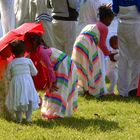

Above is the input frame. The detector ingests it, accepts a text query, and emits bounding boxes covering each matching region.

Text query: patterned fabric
[72,24,105,97]
[35,13,52,22]
[41,48,78,118]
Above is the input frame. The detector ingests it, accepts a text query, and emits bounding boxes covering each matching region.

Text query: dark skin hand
[109,52,118,62]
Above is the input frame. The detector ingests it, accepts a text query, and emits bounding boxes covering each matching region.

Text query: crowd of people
[0,0,140,123]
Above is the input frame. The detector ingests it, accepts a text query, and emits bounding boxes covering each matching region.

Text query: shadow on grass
[97,95,140,103]
[81,94,140,104]
[34,117,120,132]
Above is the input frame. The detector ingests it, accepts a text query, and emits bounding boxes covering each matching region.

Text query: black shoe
[128,89,137,97]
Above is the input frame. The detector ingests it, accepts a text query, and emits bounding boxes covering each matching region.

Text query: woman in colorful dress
[71,5,115,97]
[24,32,78,119]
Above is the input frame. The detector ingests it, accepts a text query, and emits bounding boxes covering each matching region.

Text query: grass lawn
[0,89,140,140]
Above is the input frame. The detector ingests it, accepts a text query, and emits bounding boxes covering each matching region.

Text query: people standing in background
[0,20,3,37]
[14,0,30,27]
[0,0,15,35]
[107,35,119,95]
[47,0,79,56]
[112,0,140,97]
[72,5,115,97]
[76,0,101,36]
[5,40,39,123]
[29,0,54,48]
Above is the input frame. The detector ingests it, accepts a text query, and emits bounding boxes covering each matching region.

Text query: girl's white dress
[5,57,39,112]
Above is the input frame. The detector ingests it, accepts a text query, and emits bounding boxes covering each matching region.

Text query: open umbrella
[0,22,44,52]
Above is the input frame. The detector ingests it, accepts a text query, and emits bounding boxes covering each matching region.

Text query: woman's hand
[109,52,118,62]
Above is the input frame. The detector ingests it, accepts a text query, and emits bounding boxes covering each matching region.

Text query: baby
[107,35,119,95]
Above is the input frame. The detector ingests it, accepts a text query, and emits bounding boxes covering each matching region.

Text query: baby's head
[9,40,25,57]
[109,35,118,49]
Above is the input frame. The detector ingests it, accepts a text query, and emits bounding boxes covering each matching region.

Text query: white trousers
[14,0,30,27]
[52,20,76,56]
[117,6,140,96]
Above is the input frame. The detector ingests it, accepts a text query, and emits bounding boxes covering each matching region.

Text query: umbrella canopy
[0,22,44,52]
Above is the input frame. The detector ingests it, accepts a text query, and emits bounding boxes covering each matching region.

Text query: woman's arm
[97,22,110,56]
[37,47,56,83]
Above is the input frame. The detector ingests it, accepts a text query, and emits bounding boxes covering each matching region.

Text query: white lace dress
[5,57,39,112]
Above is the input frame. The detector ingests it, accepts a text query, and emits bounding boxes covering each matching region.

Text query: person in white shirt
[47,0,79,56]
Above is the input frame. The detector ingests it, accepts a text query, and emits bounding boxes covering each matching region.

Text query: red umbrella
[0,22,44,52]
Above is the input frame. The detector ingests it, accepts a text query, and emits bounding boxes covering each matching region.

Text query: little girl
[5,40,39,123]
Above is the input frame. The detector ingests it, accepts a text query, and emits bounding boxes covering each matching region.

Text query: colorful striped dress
[72,24,105,97]
[32,46,78,118]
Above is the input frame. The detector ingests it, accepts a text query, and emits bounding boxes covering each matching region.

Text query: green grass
[0,89,140,140]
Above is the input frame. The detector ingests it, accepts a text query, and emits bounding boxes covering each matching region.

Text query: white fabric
[108,67,118,93]
[0,20,3,37]
[29,0,54,47]
[76,0,101,36]
[14,0,30,27]
[99,0,112,4]
[0,0,15,35]
[52,19,76,56]
[107,49,119,93]
[6,57,39,111]
[117,6,140,96]
[108,49,119,70]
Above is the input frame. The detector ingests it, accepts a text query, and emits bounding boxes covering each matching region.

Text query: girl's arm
[29,59,38,76]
